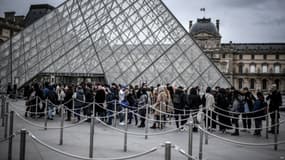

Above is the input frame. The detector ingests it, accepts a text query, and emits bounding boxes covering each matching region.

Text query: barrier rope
[204,113,285,130]
[63,106,124,119]
[211,109,273,120]
[197,125,285,146]
[29,131,159,160]
[173,144,198,160]
[14,110,88,130]
[129,110,198,123]
[0,132,17,143]
[213,104,268,115]
[95,117,181,136]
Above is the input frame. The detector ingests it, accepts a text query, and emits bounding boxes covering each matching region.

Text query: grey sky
[1,0,285,43]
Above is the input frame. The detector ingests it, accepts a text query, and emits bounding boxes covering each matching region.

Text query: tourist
[266,84,282,134]
[253,92,267,136]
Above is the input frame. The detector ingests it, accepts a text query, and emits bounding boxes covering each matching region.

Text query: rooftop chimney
[216,19,220,32]
[4,11,16,22]
[189,20,193,32]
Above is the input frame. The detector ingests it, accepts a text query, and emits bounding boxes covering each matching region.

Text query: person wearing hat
[266,84,282,134]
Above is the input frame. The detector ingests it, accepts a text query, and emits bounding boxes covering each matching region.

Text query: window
[238,79,243,89]
[250,79,255,89]
[275,79,280,90]
[274,64,280,73]
[222,54,226,58]
[262,79,267,90]
[251,54,255,60]
[263,54,267,60]
[250,64,256,73]
[262,64,268,73]
[239,54,243,59]
[238,63,243,74]
[276,55,279,60]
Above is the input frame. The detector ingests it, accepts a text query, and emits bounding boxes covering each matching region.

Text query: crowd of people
[23,81,282,136]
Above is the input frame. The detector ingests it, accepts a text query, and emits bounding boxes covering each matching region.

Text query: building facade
[189,18,285,94]
[0,12,24,45]
[24,4,55,27]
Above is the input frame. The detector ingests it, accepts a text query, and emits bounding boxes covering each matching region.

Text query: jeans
[48,104,55,119]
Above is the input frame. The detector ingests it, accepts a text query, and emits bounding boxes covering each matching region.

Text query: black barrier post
[59,105,64,145]
[44,99,48,130]
[199,113,204,160]
[145,104,149,140]
[124,108,128,152]
[165,141,171,160]
[274,111,278,151]
[114,100,117,127]
[20,129,27,160]
[188,121,193,160]
[4,102,9,139]
[205,109,208,145]
[89,115,95,158]
[8,110,14,160]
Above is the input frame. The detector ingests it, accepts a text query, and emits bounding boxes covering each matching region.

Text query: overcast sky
[1,0,285,43]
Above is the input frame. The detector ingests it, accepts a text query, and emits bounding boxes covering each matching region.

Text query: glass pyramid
[0,0,231,91]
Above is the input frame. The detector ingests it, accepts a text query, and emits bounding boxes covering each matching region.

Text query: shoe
[150,125,157,129]
[65,119,71,121]
[231,132,239,136]
[119,122,125,126]
[25,112,27,117]
[180,127,186,132]
[138,124,145,128]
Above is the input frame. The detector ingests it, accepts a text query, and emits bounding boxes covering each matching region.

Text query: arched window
[238,79,243,89]
[250,63,256,73]
[262,79,267,90]
[274,64,281,73]
[275,79,280,90]
[262,64,268,73]
[250,79,255,89]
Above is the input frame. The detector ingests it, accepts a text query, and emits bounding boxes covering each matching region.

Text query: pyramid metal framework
[0,0,231,90]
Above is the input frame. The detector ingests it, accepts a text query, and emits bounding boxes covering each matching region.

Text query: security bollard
[124,108,128,152]
[165,141,171,160]
[159,103,162,130]
[59,105,64,145]
[210,110,213,133]
[35,97,38,119]
[266,112,269,139]
[20,129,27,160]
[1,96,4,119]
[188,121,193,160]
[114,100,117,127]
[8,110,14,160]
[274,111,278,151]
[89,115,95,158]
[4,102,9,139]
[44,99,48,130]
[205,109,208,145]
[199,113,204,160]
[145,104,149,140]
[72,98,75,120]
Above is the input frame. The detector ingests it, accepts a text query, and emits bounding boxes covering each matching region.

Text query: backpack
[172,93,181,104]
[48,90,59,105]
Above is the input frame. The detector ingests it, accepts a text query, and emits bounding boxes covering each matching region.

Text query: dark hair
[206,87,211,93]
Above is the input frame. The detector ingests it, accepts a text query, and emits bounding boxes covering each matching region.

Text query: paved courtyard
[0,99,284,160]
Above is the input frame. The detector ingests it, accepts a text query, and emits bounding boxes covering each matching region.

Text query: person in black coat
[186,88,201,132]
[64,85,73,121]
[95,84,106,118]
[172,86,185,129]
[266,84,282,134]
[216,88,232,133]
